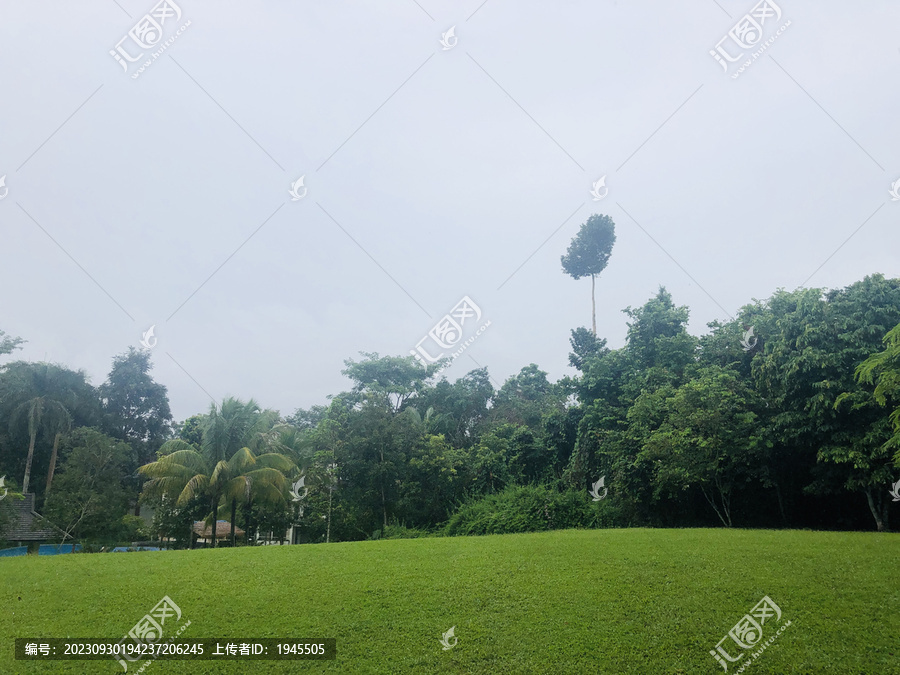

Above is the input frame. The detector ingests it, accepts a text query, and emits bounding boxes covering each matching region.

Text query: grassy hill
[1,528,898,673]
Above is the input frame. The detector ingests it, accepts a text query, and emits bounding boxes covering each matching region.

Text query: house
[191,519,244,546]
[0,494,70,548]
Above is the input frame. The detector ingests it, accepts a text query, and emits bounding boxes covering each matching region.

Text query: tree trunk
[247,498,255,545]
[211,495,218,548]
[774,481,787,527]
[231,499,237,547]
[716,475,733,528]
[326,484,333,544]
[132,439,142,516]
[380,448,388,528]
[22,431,37,494]
[865,488,885,532]
[44,432,62,499]
[591,273,597,337]
[700,484,730,528]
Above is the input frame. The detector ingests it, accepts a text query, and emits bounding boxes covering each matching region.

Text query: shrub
[381,523,434,539]
[444,484,595,536]
[120,515,148,542]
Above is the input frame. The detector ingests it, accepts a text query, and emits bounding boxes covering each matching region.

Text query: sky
[1,0,898,422]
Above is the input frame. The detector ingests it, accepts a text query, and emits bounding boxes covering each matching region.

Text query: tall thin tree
[10,397,69,495]
[44,408,72,499]
[561,214,616,336]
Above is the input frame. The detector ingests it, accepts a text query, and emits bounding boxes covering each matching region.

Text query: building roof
[192,520,244,538]
[1,494,69,543]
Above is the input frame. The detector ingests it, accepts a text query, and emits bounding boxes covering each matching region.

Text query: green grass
[1,528,898,673]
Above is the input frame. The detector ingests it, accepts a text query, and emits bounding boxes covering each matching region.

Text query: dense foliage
[2,215,899,546]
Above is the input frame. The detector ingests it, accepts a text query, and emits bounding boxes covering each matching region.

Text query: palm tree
[220,447,295,546]
[263,423,311,466]
[139,441,295,547]
[44,407,73,500]
[10,396,70,494]
[203,397,278,463]
[139,397,293,548]
[261,423,315,544]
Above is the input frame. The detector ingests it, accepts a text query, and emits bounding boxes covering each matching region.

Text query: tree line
[1,213,899,548]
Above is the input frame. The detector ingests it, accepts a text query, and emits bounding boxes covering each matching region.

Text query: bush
[444,484,595,536]
[586,497,628,529]
[120,515,148,542]
[381,523,434,540]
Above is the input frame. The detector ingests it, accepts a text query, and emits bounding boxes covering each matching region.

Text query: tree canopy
[3,272,900,546]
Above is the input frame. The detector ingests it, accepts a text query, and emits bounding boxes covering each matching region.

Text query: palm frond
[158,439,199,456]
[227,447,256,473]
[139,461,200,482]
[139,449,208,476]
[221,475,252,502]
[249,480,287,506]
[254,452,296,473]
[141,476,190,499]
[209,459,231,485]
[178,474,210,506]
[244,467,289,490]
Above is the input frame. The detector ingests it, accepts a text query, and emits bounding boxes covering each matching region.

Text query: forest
[2,215,899,549]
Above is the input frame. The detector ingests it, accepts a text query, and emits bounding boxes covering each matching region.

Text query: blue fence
[1,544,167,556]
[38,544,82,555]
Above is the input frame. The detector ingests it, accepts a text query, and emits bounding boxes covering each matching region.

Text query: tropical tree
[43,428,136,544]
[258,422,313,542]
[100,347,173,465]
[398,433,468,526]
[263,423,311,468]
[0,362,102,500]
[173,415,204,449]
[639,367,766,527]
[855,321,900,464]
[565,288,697,522]
[99,348,174,516]
[620,287,697,377]
[342,352,432,413]
[417,368,494,449]
[43,406,72,500]
[202,397,278,463]
[561,214,616,336]
[10,397,71,494]
[753,276,900,531]
[139,441,294,547]
[491,364,565,431]
[568,327,608,372]
[338,354,436,531]
[138,397,291,546]
[218,447,295,546]
[470,426,518,495]
[287,405,328,431]
[305,403,352,543]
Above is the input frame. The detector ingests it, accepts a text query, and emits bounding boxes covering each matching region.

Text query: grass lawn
[1,528,898,674]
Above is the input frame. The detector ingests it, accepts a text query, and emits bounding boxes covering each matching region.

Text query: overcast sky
[1,0,898,422]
